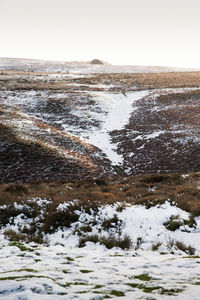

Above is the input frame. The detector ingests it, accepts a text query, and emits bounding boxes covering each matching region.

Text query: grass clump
[113,165,126,177]
[167,239,195,255]
[126,283,183,295]
[66,256,74,262]
[135,237,143,250]
[4,229,44,244]
[0,268,37,274]
[79,234,99,247]
[80,269,93,273]
[73,225,92,236]
[79,234,131,250]
[134,274,153,281]
[164,215,183,231]
[94,284,104,289]
[164,214,197,232]
[152,242,162,251]
[4,229,26,242]
[110,290,125,296]
[73,282,88,286]
[182,255,200,259]
[5,184,28,195]
[102,214,122,232]
[41,203,79,234]
[9,241,34,252]
[175,241,195,255]
[100,235,131,250]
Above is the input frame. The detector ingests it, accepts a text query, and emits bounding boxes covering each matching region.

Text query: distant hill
[0,57,199,73]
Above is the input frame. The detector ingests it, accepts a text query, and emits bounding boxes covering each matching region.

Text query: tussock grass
[175,241,195,255]
[134,273,153,281]
[167,239,195,255]
[79,234,131,250]
[110,290,125,297]
[0,171,200,243]
[125,282,183,295]
[1,171,200,215]
[73,72,200,90]
[164,215,197,231]
[0,155,199,246]
[152,242,162,251]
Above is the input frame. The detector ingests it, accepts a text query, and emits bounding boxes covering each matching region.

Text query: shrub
[175,241,195,255]
[164,215,182,231]
[4,229,44,244]
[41,203,80,233]
[4,229,26,242]
[73,225,93,236]
[165,220,182,231]
[167,238,175,250]
[141,174,168,184]
[164,215,197,231]
[102,214,122,232]
[95,179,107,186]
[79,234,131,250]
[152,241,162,251]
[100,235,131,250]
[135,237,143,250]
[134,273,152,281]
[79,234,99,247]
[5,184,28,195]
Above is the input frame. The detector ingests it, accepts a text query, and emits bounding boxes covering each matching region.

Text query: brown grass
[0,171,200,215]
[0,171,199,243]
[175,241,195,255]
[1,70,200,92]
[73,72,200,91]
[79,234,131,249]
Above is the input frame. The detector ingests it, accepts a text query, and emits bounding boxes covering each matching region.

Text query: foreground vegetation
[0,171,199,247]
[1,171,200,214]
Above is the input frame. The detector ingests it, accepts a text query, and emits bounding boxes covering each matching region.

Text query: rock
[90,59,103,65]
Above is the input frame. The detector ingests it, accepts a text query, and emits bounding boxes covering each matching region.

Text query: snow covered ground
[77,90,148,165]
[0,86,149,166]
[1,67,200,298]
[1,200,200,299]
[1,85,200,178]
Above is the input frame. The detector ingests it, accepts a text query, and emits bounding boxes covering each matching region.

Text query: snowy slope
[0,200,200,299]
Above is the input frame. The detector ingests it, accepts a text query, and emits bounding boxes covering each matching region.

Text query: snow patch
[80,90,148,164]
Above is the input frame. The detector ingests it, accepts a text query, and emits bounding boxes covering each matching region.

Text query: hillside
[0,58,200,299]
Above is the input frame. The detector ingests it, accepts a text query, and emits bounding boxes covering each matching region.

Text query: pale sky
[1,0,200,67]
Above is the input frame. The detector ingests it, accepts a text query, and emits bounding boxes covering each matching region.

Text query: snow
[78,91,148,165]
[1,62,200,298]
[1,86,199,169]
[132,130,165,142]
[1,200,200,299]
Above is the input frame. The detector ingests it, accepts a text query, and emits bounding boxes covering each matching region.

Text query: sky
[1,0,200,68]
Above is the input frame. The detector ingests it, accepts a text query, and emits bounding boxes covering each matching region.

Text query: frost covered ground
[1,199,200,299]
